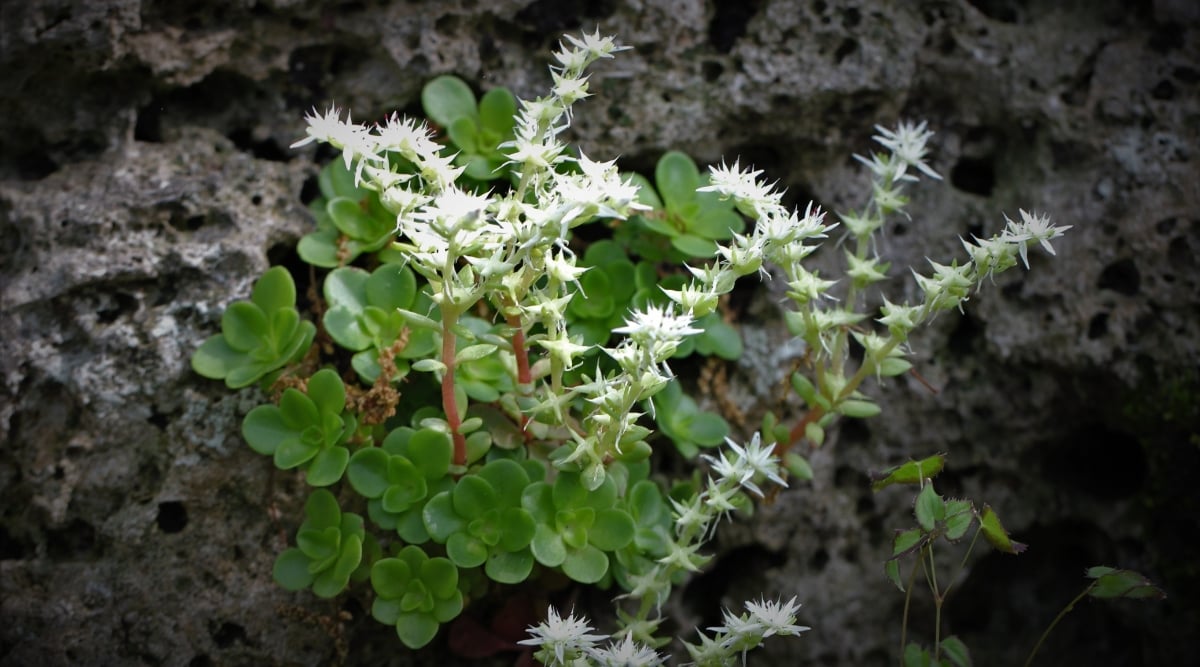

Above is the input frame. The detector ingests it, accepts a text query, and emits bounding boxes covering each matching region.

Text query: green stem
[942,526,983,601]
[928,545,943,662]
[441,312,467,466]
[900,555,921,664]
[1023,583,1096,667]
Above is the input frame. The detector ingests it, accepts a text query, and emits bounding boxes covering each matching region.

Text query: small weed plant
[192,30,1162,665]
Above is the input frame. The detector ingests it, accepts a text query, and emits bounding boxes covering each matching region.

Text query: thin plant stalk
[1023,583,1095,667]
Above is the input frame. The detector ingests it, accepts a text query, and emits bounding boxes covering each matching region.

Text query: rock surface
[1,1,1196,665]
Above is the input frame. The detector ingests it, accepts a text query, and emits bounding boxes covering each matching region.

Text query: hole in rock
[709,0,763,53]
[682,544,785,628]
[1042,425,1145,500]
[210,621,246,649]
[157,501,188,533]
[965,0,1022,23]
[950,156,995,196]
[947,312,983,355]
[1097,258,1141,296]
[46,518,98,560]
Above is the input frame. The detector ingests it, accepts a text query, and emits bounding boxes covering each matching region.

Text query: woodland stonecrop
[193,26,1161,666]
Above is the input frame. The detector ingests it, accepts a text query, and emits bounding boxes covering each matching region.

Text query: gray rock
[2,1,1196,665]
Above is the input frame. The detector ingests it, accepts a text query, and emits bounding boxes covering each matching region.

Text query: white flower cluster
[519,595,807,667]
[685,597,810,666]
[616,433,789,616]
[519,608,664,667]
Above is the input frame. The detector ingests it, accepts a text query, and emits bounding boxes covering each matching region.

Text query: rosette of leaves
[625,150,745,259]
[347,426,454,544]
[452,315,515,402]
[370,545,464,649]
[298,158,398,267]
[610,477,674,591]
[322,263,438,383]
[273,489,374,598]
[241,368,357,486]
[421,75,517,182]
[566,239,643,347]
[650,378,730,459]
[521,470,636,584]
[422,458,541,584]
[191,266,316,389]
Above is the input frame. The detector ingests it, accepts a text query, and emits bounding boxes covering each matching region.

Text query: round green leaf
[478,87,516,135]
[689,206,743,241]
[422,491,465,543]
[521,482,555,523]
[623,172,662,209]
[297,526,339,563]
[476,459,530,508]
[274,438,319,470]
[422,74,478,127]
[396,508,430,544]
[583,239,630,266]
[191,335,246,380]
[252,266,298,314]
[372,596,402,625]
[326,535,362,592]
[420,557,459,599]
[327,197,384,241]
[324,306,370,351]
[321,156,368,200]
[569,273,615,320]
[486,550,533,584]
[351,349,386,383]
[407,429,452,480]
[242,405,291,456]
[562,544,609,584]
[279,389,319,430]
[670,233,718,258]
[348,448,391,498]
[307,446,350,487]
[433,591,465,624]
[551,472,589,510]
[448,116,480,154]
[221,302,268,352]
[530,523,566,567]
[305,489,342,528]
[382,459,428,513]
[446,533,488,568]
[452,475,498,519]
[366,263,417,311]
[699,317,742,361]
[371,557,414,599]
[655,151,700,211]
[498,508,536,552]
[273,548,314,591]
[395,611,440,650]
[685,412,729,447]
[589,509,636,551]
[298,230,341,268]
[319,533,362,597]
[323,266,369,311]
[307,369,346,416]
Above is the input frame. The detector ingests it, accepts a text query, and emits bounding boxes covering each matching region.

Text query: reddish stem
[785,406,826,452]
[505,313,533,436]
[442,318,467,466]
